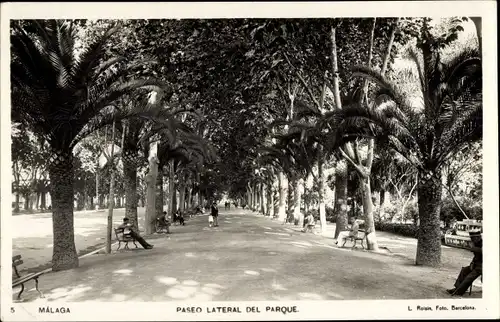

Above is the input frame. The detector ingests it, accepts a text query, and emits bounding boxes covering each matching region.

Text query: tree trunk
[377,189,386,222]
[123,152,139,232]
[293,178,303,226]
[40,192,46,210]
[334,161,348,238]
[247,187,252,209]
[156,165,164,218]
[77,193,84,211]
[14,191,20,213]
[268,183,274,217]
[145,157,158,235]
[287,175,295,222]
[362,18,377,102]
[415,171,443,267]
[95,167,100,210]
[49,149,79,271]
[470,17,482,55]
[318,151,327,233]
[278,172,287,221]
[179,177,186,214]
[186,180,192,210]
[172,185,178,213]
[260,183,266,215]
[359,176,379,251]
[381,18,400,75]
[105,121,117,254]
[253,184,259,212]
[330,26,342,110]
[168,161,175,217]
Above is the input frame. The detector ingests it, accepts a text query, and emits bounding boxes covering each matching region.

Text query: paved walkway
[14,209,481,302]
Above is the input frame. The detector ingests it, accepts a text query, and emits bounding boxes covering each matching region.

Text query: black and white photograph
[1,1,498,321]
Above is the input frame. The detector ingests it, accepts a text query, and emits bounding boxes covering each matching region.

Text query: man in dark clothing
[117,218,154,249]
[211,202,219,227]
[447,230,482,296]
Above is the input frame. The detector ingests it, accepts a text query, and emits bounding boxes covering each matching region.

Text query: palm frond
[436,101,482,167]
[350,65,416,118]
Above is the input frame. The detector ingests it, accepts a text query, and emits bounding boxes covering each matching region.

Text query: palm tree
[341,19,482,266]
[11,20,169,271]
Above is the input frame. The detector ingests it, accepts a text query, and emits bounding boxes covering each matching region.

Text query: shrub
[375,222,418,239]
[304,207,337,222]
[326,206,336,223]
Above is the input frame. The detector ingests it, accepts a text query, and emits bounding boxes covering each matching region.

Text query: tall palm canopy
[325,21,482,266]
[11,20,170,271]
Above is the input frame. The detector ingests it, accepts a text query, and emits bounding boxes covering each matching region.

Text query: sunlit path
[15,208,480,302]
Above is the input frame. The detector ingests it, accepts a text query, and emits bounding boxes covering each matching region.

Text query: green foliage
[11,20,169,151]
[375,222,418,238]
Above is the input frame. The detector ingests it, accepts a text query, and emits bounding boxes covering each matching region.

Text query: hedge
[375,222,418,239]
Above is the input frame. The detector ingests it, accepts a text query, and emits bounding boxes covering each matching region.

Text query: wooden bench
[342,229,367,249]
[303,222,316,233]
[468,275,483,295]
[114,228,138,250]
[12,255,45,300]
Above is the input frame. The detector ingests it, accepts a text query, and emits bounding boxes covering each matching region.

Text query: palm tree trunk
[145,156,158,235]
[334,160,348,238]
[415,171,443,267]
[123,151,139,232]
[49,149,79,271]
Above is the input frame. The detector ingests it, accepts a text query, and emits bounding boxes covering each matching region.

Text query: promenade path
[12,208,481,302]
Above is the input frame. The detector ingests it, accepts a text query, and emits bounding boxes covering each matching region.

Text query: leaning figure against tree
[447,230,482,296]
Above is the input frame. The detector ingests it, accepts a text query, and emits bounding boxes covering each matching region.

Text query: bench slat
[12,271,45,286]
[12,255,22,261]
[13,260,24,266]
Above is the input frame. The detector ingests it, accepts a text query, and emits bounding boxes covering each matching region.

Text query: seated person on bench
[335,217,360,246]
[173,211,185,225]
[117,218,154,249]
[161,211,171,233]
[447,230,482,296]
[302,213,316,232]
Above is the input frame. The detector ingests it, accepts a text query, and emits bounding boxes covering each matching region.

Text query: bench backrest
[12,255,23,278]
[114,228,133,241]
[356,229,367,238]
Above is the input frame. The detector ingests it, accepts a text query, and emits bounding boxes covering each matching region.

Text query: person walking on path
[211,202,219,227]
[447,230,483,296]
[335,217,360,246]
[117,217,154,249]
